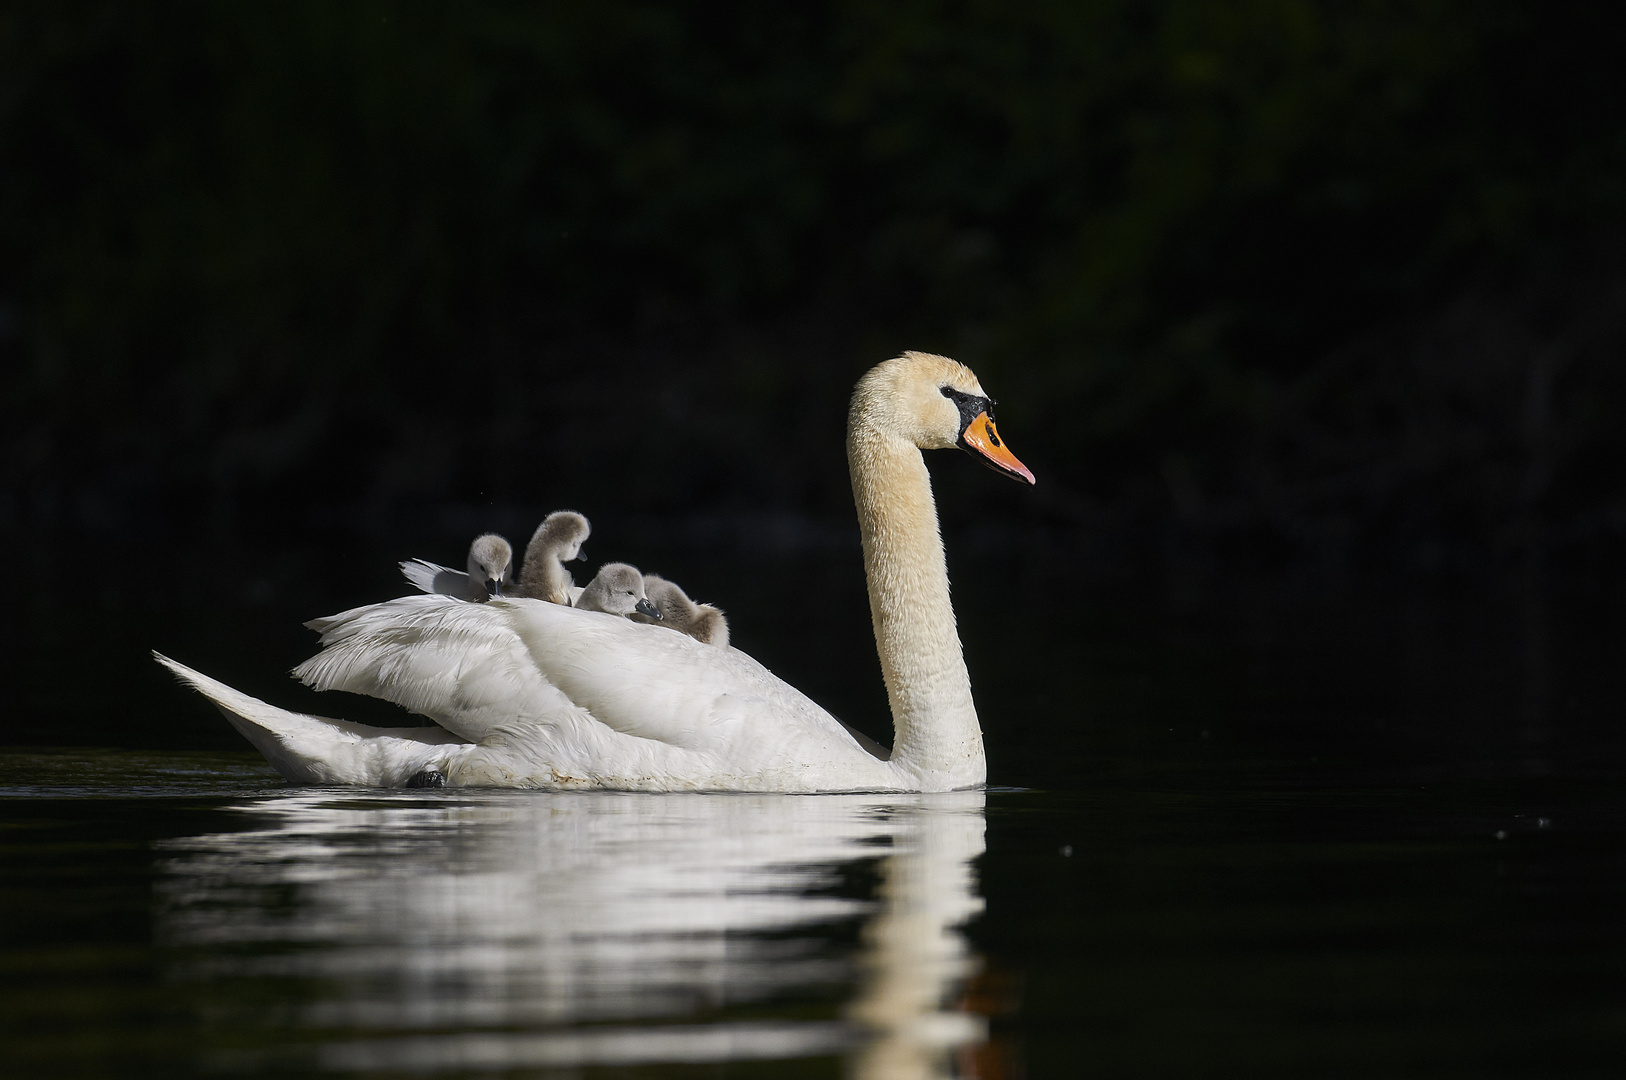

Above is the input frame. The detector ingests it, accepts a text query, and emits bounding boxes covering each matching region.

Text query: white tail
[153,652,468,786]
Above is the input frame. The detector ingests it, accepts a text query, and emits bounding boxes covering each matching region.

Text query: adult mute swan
[155,351,1034,792]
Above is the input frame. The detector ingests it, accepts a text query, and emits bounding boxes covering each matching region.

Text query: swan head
[633,575,730,645]
[853,351,1034,484]
[633,575,694,623]
[577,562,662,619]
[466,533,514,599]
[534,510,591,563]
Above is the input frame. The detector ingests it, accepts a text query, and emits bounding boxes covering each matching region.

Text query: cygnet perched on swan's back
[511,510,591,604]
[399,533,513,602]
[630,574,729,647]
[573,562,661,619]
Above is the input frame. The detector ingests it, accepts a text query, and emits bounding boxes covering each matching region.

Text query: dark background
[5,1,1626,764]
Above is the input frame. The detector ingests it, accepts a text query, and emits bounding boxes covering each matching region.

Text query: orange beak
[960,412,1035,485]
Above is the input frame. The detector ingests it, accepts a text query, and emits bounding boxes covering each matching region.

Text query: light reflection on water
[154,788,987,1077]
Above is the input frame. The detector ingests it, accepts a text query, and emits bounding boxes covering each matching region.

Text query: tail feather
[153,652,467,786]
[400,558,469,598]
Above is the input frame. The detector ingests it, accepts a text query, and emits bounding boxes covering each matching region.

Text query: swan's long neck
[848,419,985,789]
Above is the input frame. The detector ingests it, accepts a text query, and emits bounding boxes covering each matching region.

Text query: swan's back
[292,595,888,787]
[503,599,836,753]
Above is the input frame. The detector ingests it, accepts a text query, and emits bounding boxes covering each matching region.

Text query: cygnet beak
[574,548,587,562]
[635,596,662,619]
[485,578,502,598]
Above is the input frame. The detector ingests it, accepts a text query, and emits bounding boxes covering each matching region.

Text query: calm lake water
[5,551,1626,1077]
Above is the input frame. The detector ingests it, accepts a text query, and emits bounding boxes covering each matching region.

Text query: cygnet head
[532,510,590,563]
[634,575,730,647]
[638,576,686,618]
[849,351,1034,484]
[466,533,514,599]
[575,562,660,619]
[630,574,687,627]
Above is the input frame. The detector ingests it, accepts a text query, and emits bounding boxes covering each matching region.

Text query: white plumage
[158,593,891,791]
[399,557,464,596]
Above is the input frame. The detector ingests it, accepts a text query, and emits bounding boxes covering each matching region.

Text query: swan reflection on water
[156,788,992,1077]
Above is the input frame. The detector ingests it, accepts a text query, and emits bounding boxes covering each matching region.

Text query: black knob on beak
[635,596,661,619]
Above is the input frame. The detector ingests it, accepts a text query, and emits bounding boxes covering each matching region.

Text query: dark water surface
[5,554,1626,1076]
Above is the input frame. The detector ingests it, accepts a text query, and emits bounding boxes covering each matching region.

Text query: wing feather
[293,594,574,743]
[292,594,866,776]
[399,558,470,597]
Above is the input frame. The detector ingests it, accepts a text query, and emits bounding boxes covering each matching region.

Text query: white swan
[400,532,514,601]
[155,351,1034,792]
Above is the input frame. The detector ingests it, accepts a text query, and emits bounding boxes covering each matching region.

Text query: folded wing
[503,599,843,754]
[293,594,576,744]
[293,595,861,771]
